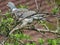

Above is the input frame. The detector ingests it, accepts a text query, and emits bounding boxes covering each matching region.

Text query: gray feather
[7,2,17,10]
[21,11,36,18]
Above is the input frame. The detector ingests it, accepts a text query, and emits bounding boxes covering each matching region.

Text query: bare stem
[35,28,60,35]
[34,0,39,11]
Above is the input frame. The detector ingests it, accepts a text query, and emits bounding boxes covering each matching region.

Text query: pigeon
[7,2,46,34]
[7,2,36,19]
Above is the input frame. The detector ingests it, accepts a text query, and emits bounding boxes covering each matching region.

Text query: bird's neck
[12,8,17,12]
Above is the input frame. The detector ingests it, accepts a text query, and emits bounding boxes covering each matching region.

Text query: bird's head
[7,2,16,10]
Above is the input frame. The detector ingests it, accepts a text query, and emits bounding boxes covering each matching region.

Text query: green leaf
[38,38,44,45]
[7,18,14,23]
[14,41,19,45]
[23,34,31,39]
[14,34,20,39]
[48,39,52,45]
[56,38,60,44]
[26,43,30,45]
[5,43,10,45]
[52,39,57,45]
[31,42,36,45]
[51,7,59,14]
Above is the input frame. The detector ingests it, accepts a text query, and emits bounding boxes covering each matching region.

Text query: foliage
[0,11,31,45]
[0,12,14,36]
[47,39,60,45]
[5,12,12,18]
[51,7,59,14]
[38,20,56,30]
[25,42,36,45]
[17,5,28,8]
[55,0,60,5]
[48,39,52,45]
[10,33,31,40]
[38,38,44,45]
[52,39,57,45]
[5,43,11,45]
[56,38,60,45]
[4,38,60,45]
[4,32,31,45]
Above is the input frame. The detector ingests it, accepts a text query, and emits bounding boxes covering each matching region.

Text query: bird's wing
[21,11,36,18]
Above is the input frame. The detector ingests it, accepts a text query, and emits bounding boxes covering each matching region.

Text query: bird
[7,2,46,35]
[7,2,36,19]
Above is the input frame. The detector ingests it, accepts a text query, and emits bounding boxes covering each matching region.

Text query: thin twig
[56,17,60,32]
[34,0,39,11]
[35,28,60,35]
[9,24,20,35]
[42,24,49,31]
